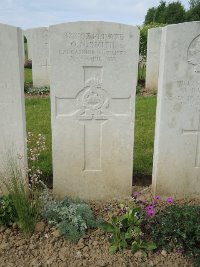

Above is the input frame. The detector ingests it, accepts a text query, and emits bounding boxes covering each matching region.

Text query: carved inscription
[59,31,126,62]
[166,80,200,108]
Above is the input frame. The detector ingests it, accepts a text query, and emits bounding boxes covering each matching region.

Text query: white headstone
[27,27,50,87]
[146,27,162,91]
[50,22,139,200]
[153,22,200,199]
[0,23,27,171]
[24,29,33,60]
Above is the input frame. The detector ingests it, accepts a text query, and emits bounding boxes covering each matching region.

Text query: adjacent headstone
[153,22,200,199]
[24,29,33,60]
[27,27,50,87]
[50,22,139,200]
[0,23,27,173]
[145,27,162,91]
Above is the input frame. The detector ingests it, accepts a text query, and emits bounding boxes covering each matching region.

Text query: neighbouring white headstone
[50,22,139,200]
[145,27,162,91]
[0,23,27,175]
[153,22,200,199]
[27,27,50,87]
[24,29,33,59]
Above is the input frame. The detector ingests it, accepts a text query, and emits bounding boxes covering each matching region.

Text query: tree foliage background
[144,0,200,25]
[139,0,200,57]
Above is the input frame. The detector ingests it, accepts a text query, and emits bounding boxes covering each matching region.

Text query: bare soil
[0,186,195,267]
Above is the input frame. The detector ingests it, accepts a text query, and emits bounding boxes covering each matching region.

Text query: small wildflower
[176,248,184,254]
[154,195,161,201]
[146,205,154,211]
[166,197,174,204]
[132,192,140,198]
[146,208,155,217]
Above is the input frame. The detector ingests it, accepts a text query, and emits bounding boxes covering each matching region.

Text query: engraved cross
[55,66,130,171]
[182,114,200,168]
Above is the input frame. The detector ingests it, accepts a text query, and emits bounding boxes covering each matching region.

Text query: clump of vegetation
[25,86,50,95]
[24,59,32,69]
[43,198,96,243]
[139,22,165,58]
[149,204,200,267]
[0,155,42,235]
[0,195,17,226]
[0,133,47,235]
[100,204,156,254]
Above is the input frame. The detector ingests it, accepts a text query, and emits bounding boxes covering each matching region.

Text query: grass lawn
[25,95,157,184]
[24,68,32,88]
[133,96,157,179]
[25,97,52,183]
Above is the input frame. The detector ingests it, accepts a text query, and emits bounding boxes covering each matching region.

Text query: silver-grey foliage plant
[42,198,96,243]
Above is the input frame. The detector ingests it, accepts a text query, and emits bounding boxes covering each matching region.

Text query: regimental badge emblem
[188,34,200,73]
[76,78,110,120]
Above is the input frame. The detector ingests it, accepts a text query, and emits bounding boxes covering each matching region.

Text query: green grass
[138,65,146,82]
[25,97,52,182]
[24,68,32,85]
[133,96,157,178]
[25,96,157,184]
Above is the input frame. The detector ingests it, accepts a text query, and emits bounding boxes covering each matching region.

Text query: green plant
[0,133,47,236]
[43,198,96,243]
[150,204,200,266]
[25,86,50,95]
[0,155,43,236]
[25,97,52,183]
[139,23,165,57]
[0,195,17,226]
[100,206,156,254]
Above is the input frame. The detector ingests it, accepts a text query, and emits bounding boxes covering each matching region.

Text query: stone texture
[0,23,27,181]
[50,21,139,200]
[145,27,162,91]
[26,27,50,87]
[152,21,200,199]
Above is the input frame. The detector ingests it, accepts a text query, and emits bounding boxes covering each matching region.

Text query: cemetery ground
[0,71,198,267]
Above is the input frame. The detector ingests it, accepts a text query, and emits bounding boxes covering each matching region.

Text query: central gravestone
[50,22,139,200]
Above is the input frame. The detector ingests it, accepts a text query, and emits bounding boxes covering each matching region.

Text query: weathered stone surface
[26,27,50,87]
[153,22,200,199]
[0,23,27,180]
[50,21,139,200]
[146,27,162,91]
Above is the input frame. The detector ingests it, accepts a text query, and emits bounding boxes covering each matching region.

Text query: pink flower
[154,195,161,201]
[146,208,155,217]
[132,192,140,198]
[166,197,174,204]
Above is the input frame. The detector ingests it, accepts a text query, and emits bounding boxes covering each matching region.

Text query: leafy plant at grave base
[0,195,17,226]
[43,198,97,243]
[99,205,156,254]
[149,204,200,267]
[24,86,50,95]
